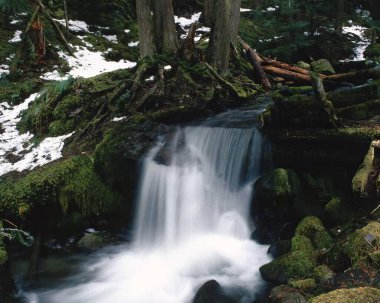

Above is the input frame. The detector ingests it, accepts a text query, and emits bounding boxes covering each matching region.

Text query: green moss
[0,222,8,265]
[344,222,380,266]
[289,278,316,291]
[296,216,325,238]
[0,78,42,104]
[324,197,353,224]
[352,143,374,197]
[0,156,121,220]
[311,59,336,75]
[309,287,380,303]
[365,44,380,62]
[313,265,334,284]
[260,250,317,283]
[291,235,314,254]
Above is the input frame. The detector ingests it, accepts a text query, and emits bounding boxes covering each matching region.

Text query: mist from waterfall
[23,109,272,303]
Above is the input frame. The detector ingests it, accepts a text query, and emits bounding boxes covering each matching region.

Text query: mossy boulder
[295,217,332,251]
[313,265,334,284]
[0,156,122,228]
[269,285,308,303]
[291,235,314,254]
[365,44,380,62]
[311,59,335,75]
[324,197,353,224]
[260,248,317,284]
[0,222,14,303]
[344,222,380,266]
[309,287,380,303]
[289,278,316,292]
[76,231,120,250]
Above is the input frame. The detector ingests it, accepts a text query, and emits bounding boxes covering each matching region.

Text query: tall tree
[334,0,344,38]
[208,0,242,75]
[136,0,178,58]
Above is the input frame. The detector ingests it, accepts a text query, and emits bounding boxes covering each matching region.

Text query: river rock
[193,280,238,303]
[269,285,308,303]
[311,59,336,75]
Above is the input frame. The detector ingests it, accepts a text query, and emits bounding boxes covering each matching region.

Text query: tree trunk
[204,0,214,24]
[152,0,178,54]
[136,0,156,58]
[334,0,344,38]
[208,0,241,76]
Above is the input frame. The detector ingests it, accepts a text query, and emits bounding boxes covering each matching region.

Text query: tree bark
[152,0,178,54]
[208,0,241,76]
[334,0,344,38]
[136,0,156,58]
[310,71,339,128]
[204,0,214,24]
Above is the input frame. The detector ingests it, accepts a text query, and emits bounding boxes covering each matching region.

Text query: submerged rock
[76,231,120,250]
[193,280,237,303]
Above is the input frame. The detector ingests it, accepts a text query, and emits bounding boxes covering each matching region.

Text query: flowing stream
[21,109,272,303]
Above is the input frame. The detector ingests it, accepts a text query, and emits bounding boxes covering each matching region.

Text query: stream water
[20,109,272,303]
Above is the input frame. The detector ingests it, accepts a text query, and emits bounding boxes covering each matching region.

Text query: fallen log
[324,68,380,82]
[263,65,312,83]
[261,57,313,76]
[238,36,271,89]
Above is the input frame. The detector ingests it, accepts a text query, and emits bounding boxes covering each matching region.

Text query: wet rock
[269,285,308,303]
[309,287,380,303]
[311,59,336,75]
[268,240,291,258]
[76,231,120,250]
[289,278,316,292]
[193,280,237,303]
[295,216,333,251]
[313,265,335,284]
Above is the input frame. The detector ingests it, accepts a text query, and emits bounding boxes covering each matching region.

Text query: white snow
[0,93,73,176]
[145,75,155,82]
[128,41,139,47]
[0,64,9,76]
[240,8,252,12]
[54,19,90,32]
[40,70,69,81]
[197,26,211,33]
[112,116,127,122]
[9,30,22,43]
[164,65,172,71]
[175,12,202,30]
[343,23,370,61]
[104,35,118,43]
[10,19,22,25]
[124,29,131,34]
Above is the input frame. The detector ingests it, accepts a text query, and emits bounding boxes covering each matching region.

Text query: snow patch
[124,29,131,34]
[104,35,118,43]
[240,8,252,12]
[112,116,127,122]
[175,12,201,30]
[128,41,139,47]
[0,93,73,176]
[9,30,22,43]
[54,19,90,32]
[0,64,9,76]
[164,65,172,71]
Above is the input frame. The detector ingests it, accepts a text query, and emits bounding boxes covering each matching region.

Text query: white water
[23,110,272,303]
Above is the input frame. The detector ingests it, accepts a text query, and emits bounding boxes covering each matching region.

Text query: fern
[0,228,34,247]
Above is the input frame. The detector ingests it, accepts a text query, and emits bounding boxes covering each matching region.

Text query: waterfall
[23,109,272,303]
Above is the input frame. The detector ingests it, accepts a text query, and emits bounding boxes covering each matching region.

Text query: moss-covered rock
[309,287,380,303]
[291,235,315,254]
[295,217,332,251]
[313,265,335,284]
[269,285,308,303]
[311,59,335,75]
[289,278,316,291]
[344,222,380,266]
[76,231,120,250]
[0,156,121,224]
[324,197,353,224]
[0,221,14,303]
[260,249,317,284]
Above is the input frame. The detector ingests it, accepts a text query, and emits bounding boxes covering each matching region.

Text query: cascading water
[22,109,272,303]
